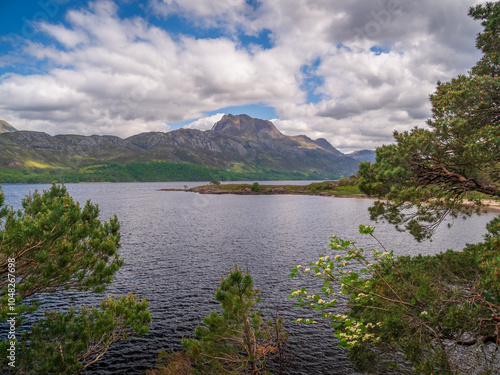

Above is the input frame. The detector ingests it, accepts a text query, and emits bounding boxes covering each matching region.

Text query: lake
[1,182,497,374]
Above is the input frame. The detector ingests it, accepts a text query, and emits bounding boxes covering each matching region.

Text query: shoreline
[159,180,366,199]
[159,187,368,198]
[159,184,500,212]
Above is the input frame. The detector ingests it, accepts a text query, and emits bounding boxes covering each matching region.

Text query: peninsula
[160,180,500,212]
[161,179,366,198]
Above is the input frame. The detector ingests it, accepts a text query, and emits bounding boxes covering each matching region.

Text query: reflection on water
[1,182,497,374]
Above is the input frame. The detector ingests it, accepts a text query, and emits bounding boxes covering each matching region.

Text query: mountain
[127,114,356,175]
[347,149,376,164]
[0,120,17,133]
[0,115,360,182]
[212,114,282,139]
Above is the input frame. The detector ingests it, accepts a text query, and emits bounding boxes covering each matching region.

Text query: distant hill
[347,149,376,164]
[0,114,362,182]
[0,120,17,133]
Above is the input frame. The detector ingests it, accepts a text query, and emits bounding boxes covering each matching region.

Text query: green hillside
[0,115,359,183]
[0,161,341,184]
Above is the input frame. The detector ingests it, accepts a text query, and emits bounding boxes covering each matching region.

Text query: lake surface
[1,182,497,374]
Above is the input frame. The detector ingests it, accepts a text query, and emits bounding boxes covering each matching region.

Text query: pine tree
[182,266,287,374]
[0,183,151,373]
[359,2,500,240]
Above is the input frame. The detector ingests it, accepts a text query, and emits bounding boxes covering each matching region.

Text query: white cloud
[148,0,250,31]
[184,113,225,131]
[38,23,89,48]
[0,0,486,151]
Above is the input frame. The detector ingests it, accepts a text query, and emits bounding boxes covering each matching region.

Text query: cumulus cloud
[148,0,250,28]
[184,113,225,131]
[254,0,484,151]
[0,0,486,150]
[38,22,89,48]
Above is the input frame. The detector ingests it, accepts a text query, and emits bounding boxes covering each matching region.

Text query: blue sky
[0,0,484,151]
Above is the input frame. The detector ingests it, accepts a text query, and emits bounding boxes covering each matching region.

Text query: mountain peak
[211,114,282,140]
[0,120,17,133]
[348,149,376,163]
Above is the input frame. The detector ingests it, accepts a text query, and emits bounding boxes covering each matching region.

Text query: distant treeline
[0,161,341,183]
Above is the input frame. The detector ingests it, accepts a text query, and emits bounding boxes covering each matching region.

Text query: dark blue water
[1,182,497,374]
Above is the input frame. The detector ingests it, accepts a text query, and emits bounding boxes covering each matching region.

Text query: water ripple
[0,182,496,374]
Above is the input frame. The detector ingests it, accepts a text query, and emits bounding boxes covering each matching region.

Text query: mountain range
[347,149,377,164]
[0,115,375,182]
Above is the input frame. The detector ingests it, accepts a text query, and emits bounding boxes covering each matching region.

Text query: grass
[465,191,500,202]
[25,161,60,169]
[192,179,365,197]
[229,162,251,173]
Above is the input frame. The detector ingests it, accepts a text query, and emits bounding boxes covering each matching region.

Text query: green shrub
[251,182,262,192]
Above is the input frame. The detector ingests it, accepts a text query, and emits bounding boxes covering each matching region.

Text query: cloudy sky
[0,0,485,152]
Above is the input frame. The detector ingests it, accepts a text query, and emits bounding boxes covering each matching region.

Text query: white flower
[297,265,302,269]
[318,299,325,304]
[420,311,428,316]
[305,268,310,272]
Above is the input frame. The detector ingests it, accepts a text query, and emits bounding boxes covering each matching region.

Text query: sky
[0,0,486,152]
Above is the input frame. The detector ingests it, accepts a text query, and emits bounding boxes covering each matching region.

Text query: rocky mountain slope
[0,120,17,133]
[347,149,376,164]
[0,115,361,179]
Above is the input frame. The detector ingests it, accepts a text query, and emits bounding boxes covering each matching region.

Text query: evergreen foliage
[251,182,262,192]
[15,295,150,374]
[289,5,500,373]
[358,2,500,240]
[0,184,151,373]
[180,266,288,374]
